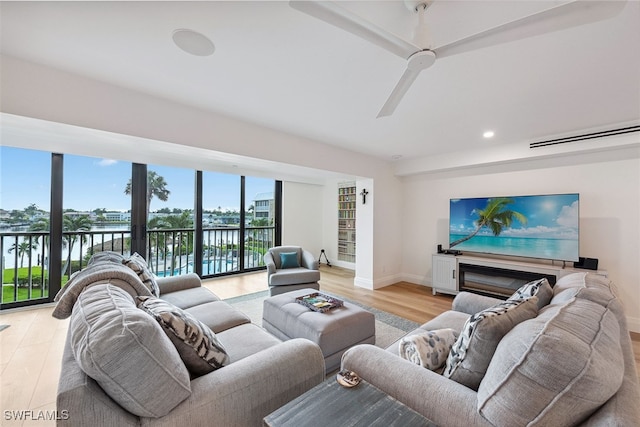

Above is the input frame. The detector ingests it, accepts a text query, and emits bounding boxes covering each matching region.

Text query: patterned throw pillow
[443,297,538,390]
[508,278,553,309]
[124,252,160,297]
[399,328,458,371]
[137,296,230,378]
[279,251,300,269]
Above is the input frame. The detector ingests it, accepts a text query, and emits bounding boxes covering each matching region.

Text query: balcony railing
[1,226,273,306]
[149,226,273,277]
[0,232,49,304]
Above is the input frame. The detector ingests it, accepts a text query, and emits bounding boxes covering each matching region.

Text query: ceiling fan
[290,0,626,118]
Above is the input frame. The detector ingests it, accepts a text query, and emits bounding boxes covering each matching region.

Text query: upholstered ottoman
[262,288,375,373]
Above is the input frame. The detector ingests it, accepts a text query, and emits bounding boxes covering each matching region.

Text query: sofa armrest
[156,273,202,295]
[264,251,276,276]
[147,338,325,427]
[301,250,319,270]
[341,344,492,427]
[452,291,503,315]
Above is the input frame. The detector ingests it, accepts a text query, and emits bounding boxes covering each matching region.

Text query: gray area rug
[224,291,420,350]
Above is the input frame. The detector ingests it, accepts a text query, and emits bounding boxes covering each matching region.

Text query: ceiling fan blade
[290,0,420,59]
[377,67,421,118]
[433,0,627,59]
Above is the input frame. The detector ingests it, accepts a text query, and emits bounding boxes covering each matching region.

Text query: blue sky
[450,194,579,239]
[1,146,274,212]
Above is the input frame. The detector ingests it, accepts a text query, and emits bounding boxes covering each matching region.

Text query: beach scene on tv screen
[449,194,579,261]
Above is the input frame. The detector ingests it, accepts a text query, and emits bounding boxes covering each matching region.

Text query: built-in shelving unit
[338,183,356,263]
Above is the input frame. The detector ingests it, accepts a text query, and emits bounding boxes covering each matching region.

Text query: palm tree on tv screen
[450,197,527,248]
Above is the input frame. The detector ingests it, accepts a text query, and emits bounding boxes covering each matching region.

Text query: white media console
[431,253,606,298]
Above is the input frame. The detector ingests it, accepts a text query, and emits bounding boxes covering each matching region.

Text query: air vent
[530,125,640,149]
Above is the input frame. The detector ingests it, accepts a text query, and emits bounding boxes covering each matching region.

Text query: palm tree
[124,170,170,220]
[8,238,39,268]
[450,198,527,248]
[29,218,54,272]
[62,215,93,275]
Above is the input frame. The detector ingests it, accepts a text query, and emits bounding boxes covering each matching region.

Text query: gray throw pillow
[70,284,191,417]
[443,297,538,390]
[137,296,230,377]
[124,252,160,297]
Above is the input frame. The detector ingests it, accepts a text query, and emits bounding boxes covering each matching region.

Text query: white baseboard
[331,260,355,270]
[353,276,373,290]
[355,273,404,290]
[399,273,430,287]
[627,316,640,334]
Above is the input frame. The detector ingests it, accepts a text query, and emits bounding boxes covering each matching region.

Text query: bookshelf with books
[338,184,356,263]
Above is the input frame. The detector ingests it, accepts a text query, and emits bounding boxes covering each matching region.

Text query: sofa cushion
[185,300,251,333]
[70,284,191,418]
[508,278,553,309]
[550,272,617,309]
[87,250,126,266]
[478,297,624,426]
[399,328,458,371]
[268,268,321,286]
[137,296,230,377]
[443,297,538,390]
[124,252,160,297]
[216,323,283,362]
[53,260,153,319]
[160,286,219,309]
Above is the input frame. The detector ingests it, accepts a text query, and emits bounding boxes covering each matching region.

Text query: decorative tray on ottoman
[296,292,344,313]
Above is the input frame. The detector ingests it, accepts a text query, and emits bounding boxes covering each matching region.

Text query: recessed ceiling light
[483,130,495,139]
[172,29,215,56]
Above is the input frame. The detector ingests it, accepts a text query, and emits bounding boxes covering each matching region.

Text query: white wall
[5,54,636,329]
[354,179,374,289]
[399,152,640,332]
[1,55,404,289]
[282,182,324,257]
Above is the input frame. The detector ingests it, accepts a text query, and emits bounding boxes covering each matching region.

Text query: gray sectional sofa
[54,252,325,426]
[342,272,640,426]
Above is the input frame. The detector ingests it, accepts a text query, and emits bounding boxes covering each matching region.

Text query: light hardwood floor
[1,265,638,426]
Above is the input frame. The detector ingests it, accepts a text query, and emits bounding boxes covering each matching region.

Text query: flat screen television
[449,193,579,262]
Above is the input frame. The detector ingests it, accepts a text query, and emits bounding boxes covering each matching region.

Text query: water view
[1,146,278,306]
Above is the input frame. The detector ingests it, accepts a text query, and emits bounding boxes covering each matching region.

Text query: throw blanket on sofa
[53,261,152,319]
[399,328,459,371]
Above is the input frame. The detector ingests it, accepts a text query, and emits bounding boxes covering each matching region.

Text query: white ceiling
[1,1,639,167]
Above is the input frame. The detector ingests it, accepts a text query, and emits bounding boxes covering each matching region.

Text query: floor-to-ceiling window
[62,154,133,280]
[202,171,241,276]
[0,147,51,307]
[0,146,281,310]
[144,164,195,277]
[244,177,278,270]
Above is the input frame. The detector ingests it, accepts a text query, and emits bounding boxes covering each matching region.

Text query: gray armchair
[264,246,320,296]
